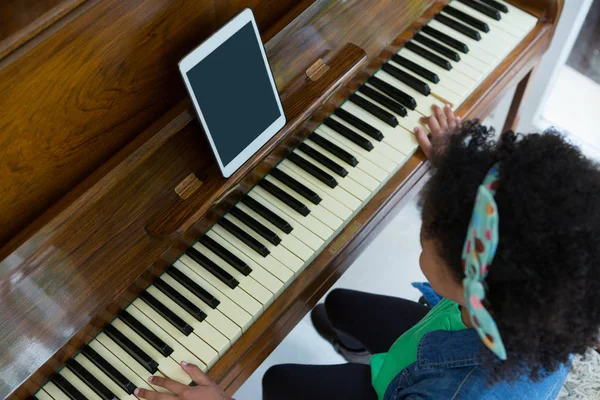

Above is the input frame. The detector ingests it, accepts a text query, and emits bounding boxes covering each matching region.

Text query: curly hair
[419,121,600,383]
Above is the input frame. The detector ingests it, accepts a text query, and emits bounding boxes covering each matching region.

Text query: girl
[136,105,600,399]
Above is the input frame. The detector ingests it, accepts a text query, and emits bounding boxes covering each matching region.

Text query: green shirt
[370,298,468,399]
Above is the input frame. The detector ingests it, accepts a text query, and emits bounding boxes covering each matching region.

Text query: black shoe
[310,304,371,364]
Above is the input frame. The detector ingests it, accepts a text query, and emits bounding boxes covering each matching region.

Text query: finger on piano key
[85,341,153,393]
[160,273,242,342]
[198,235,253,274]
[457,0,501,20]
[348,94,399,127]
[53,372,92,400]
[308,132,358,167]
[278,161,358,216]
[252,185,334,240]
[450,1,525,38]
[339,102,419,156]
[229,206,281,245]
[415,32,492,75]
[421,25,469,54]
[258,179,310,217]
[434,14,481,41]
[296,142,348,178]
[265,175,343,231]
[286,152,338,188]
[42,381,73,400]
[317,124,396,173]
[208,227,295,286]
[328,114,406,161]
[173,260,255,332]
[315,128,389,180]
[235,202,314,264]
[218,217,270,257]
[74,353,137,400]
[139,292,194,335]
[178,254,263,317]
[186,246,240,288]
[34,390,56,400]
[119,310,174,357]
[144,285,230,356]
[215,218,304,276]
[270,168,323,204]
[67,359,119,400]
[94,334,167,392]
[248,188,330,246]
[123,306,209,370]
[131,299,218,370]
[443,5,490,32]
[110,319,190,384]
[192,240,276,306]
[427,20,499,61]
[241,196,292,234]
[334,108,383,141]
[374,71,446,116]
[294,145,373,199]
[324,117,376,150]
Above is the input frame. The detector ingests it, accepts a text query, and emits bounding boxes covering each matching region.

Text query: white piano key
[160,273,242,342]
[74,354,137,400]
[316,126,395,176]
[173,260,253,331]
[34,390,56,400]
[87,340,154,392]
[264,175,344,231]
[487,0,538,32]
[236,202,314,264]
[428,20,500,61]
[95,334,168,393]
[339,101,419,156]
[303,138,382,190]
[131,298,219,369]
[293,146,373,200]
[192,240,276,306]
[59,368,103,400]
[178,254,263,318]
[144,285,230,356]
[279,159,360,213]
[41,382,71,400]
[251,186,334,241]
[212,220,304,276]
[111,318,190,385]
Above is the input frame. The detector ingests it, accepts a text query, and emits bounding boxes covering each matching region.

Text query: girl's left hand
[135,362,232,400]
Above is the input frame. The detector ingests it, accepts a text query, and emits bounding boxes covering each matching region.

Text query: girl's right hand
[414,104,460,158]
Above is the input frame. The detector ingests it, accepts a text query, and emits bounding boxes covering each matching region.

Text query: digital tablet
[179,8,286,178]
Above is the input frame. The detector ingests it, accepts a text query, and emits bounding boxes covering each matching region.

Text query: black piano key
[297,143,348,178]
[458,0,501,20]
[443,5,489,32]
[166,266,220,309]
[140,292,194,336]
[479,0,508,13]
[230,206,282,245]
[119,310,174,357]
[287,152,338,189]
[382,63,430,96]
[413,33,461,62]
[103,325,159,374]
[186,245,241,287]
[29,396,39,400]
[198,235,252,275]
[349,94,399,128]
[434,14,481,41]
[51,374,86,400]
[259,179,310,216]
[323,117,374,151]
[334,108,383,141]
[270,168,322,205]
[66,359,118,400]
[358,84,408,116]
[309,132,358,167]
[218,217,270,257]
[81,346,136,395]
[241,196,293,234]
[421,25,469,53]
[367,77,417,110]
[153,278,208,322]
[405,41,453,70]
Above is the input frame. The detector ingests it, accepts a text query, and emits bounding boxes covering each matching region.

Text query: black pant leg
[325,289,430,354]
[262,363,376,400]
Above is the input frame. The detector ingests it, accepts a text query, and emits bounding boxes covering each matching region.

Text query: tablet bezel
[178,8,286,178]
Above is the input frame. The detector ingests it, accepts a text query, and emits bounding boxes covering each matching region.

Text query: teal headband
[462,163,507,361]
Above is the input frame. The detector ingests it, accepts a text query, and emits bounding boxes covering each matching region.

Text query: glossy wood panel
[0,0,306,249]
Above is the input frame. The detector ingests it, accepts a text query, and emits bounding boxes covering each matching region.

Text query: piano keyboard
[34,1,537,399]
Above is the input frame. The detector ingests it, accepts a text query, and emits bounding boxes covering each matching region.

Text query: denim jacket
[383,329,569,400]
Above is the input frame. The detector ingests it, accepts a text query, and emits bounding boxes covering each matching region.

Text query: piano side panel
[0,0,310,250]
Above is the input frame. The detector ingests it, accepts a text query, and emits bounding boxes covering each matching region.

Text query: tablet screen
[185,22,282,166]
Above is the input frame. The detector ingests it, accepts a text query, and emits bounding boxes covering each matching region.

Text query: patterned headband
[462,163,507,360]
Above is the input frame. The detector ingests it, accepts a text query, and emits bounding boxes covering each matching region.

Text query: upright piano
[0,0,562,398]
